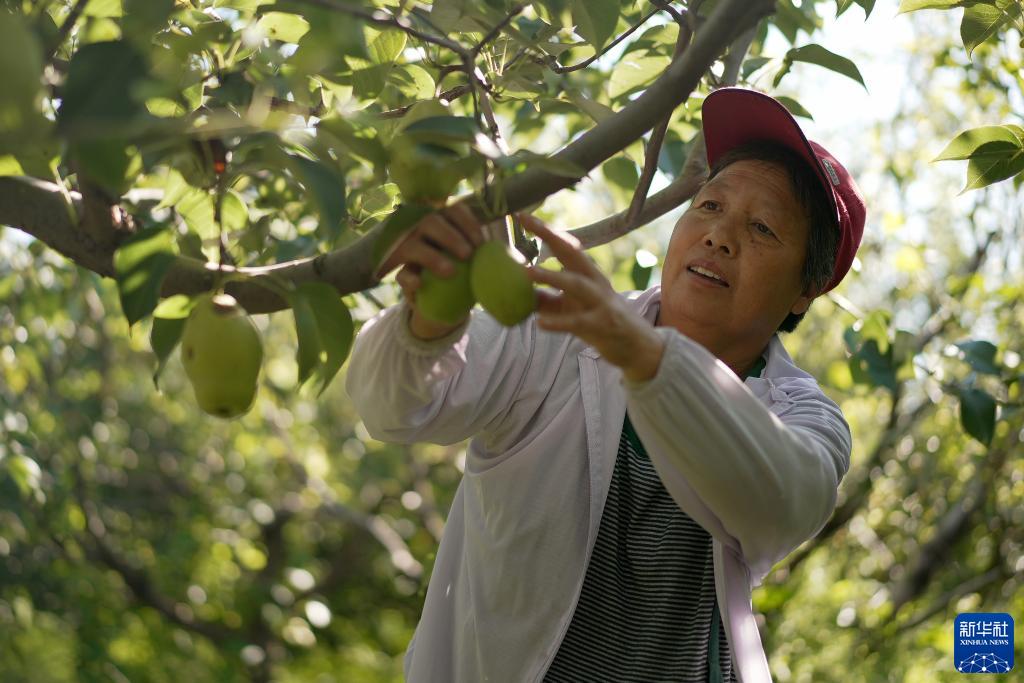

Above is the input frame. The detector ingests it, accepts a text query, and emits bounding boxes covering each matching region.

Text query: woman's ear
[790,291,814,316]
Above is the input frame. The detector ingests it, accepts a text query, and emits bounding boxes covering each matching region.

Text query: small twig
[377,85,473,119]
[50,0,90,61]
[473,3,528,56]
[295,0,470,59]
[550,6,662,74]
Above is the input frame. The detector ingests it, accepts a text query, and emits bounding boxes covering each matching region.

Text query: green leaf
[0,10,47,146]
[177,188,217,241]
[837,0,875,17]
[602,156,639,190]
[571,0,619,50]
[775,95,814,120]
[962,143,1024,191]
[286,154,346,240]
[219,190,249,234]
[955,340,1001,375]
[150,316,185,391]
[69,138,139,196]
[123,0,175,38]
[961,0,1017,56]
[608,55,671,100]
[113,226,178,329]
[5,454,42,500]
[897,0,963,12]
[740,56,773,80]
[778,44,866,89]
[400,115,480,146]
[564,89,616,123]
[848,340,897,391]
[390,63,436,100]
[84,0,124,18]
[295,282,355,397]
[959,388,996,446]
[368,28,407,64]
[934,125,1023,160]
[631,249,657,291]
[290,289,323,386]
[255,11,310,43]
[57,41,149,136]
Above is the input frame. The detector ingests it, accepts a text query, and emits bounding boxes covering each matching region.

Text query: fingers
[420,213,474,260]
[441,203,486,248]
[405,239,464,278]
[396,264,421,301]
[527,264,603,305]
[383,209,478,280]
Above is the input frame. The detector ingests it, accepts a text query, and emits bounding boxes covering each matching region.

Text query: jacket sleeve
[623,327,852,580]
[344,300,536,446]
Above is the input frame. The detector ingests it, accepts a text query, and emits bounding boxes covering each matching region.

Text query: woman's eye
[753,222,775,237]
[700,200,719,210]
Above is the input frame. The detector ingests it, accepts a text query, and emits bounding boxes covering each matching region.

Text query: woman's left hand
[518,213,665,382]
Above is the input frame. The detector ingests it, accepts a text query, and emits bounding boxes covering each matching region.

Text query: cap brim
[702,88,838,218]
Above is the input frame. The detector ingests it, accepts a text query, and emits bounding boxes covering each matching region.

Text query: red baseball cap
[701,87,866,294]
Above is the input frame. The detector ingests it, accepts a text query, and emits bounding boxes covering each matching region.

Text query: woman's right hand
[377,203,488,339]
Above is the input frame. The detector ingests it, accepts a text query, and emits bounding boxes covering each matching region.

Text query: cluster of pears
[180,291,263,419]
[418,239,537,327]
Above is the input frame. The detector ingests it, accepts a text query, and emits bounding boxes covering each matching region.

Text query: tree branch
[625,15,694,226]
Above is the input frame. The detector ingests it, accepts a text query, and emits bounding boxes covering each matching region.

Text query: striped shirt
[544,357,765,682]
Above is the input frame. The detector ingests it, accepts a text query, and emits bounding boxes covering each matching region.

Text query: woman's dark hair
[705,139,839,333]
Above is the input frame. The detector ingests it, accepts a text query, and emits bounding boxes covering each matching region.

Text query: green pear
[416,258,475,325]
[470,241,537,326]
[181,292,263,419]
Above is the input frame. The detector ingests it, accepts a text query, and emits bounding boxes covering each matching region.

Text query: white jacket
[345,285,852,683]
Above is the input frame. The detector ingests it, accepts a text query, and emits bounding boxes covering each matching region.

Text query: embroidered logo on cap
[821,158,841,186]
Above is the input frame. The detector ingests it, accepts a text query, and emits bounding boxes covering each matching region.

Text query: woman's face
[658,159,814,362]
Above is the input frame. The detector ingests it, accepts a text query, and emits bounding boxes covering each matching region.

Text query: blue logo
[954,613,1014,674]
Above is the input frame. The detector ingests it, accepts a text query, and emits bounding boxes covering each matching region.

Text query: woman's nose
[703,222,735,255]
